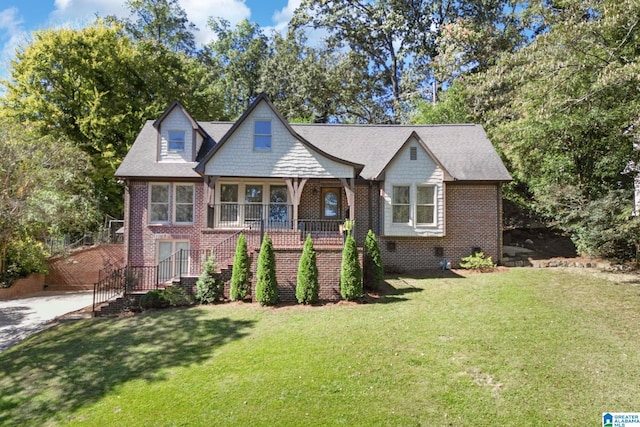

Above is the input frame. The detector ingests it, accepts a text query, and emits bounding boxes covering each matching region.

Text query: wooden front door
[321,187,341,219]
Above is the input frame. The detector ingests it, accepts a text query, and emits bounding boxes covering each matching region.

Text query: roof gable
[378,131,452,181]
[195,94,363,177]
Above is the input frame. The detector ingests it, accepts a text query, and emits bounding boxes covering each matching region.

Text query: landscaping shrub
[230,233,251,301]
[459,252,496,271]
[140,290,169,309]
[340,233,362,300]
[296,234,319,304]
[256,233,278,306]
[163,285,195,306]
[363,229,383,290]
[3,236,48,285]
[196,254,224,303]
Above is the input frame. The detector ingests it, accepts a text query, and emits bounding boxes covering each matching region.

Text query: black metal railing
[156,229,262,284]
[92,266,157,312]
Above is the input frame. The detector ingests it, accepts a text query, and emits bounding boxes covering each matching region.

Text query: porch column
[340,178,356,220]
[285,177,308,228]
[206,176,219,228]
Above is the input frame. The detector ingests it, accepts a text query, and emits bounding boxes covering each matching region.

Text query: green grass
[2,268,640,426]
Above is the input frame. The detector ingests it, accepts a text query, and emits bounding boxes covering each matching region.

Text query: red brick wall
[240,247,361,303]
[0,274,45,300]
[46,244,125,290]
[125,180,206,267]
[379,183,502,272]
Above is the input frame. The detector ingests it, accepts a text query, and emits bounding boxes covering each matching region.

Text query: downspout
[125,180,131,267]
[368,181,373,232]
[497,183,503,264]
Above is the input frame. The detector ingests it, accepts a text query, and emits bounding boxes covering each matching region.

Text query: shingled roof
[117,102,511,182]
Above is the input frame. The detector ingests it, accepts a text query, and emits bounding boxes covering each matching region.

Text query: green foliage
[141,286,193,309]
[255,233,278,306]
[163,285,195,306]
[340,233,362,301]
[2,236,48,285]
[555,190,640,262]
[459,252,496,271]
[140,289,169,309]
[363,230,384,291]
[230,233,251,301]
[196,254,224,303]
[463,0,640,261]
[412,83,472,124]
[296,234,319,304]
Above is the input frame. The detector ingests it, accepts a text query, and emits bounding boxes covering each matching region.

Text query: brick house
[115,94,511,301]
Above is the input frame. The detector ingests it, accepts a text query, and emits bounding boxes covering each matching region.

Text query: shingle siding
[203,103,354,178]
[158,108,195,163]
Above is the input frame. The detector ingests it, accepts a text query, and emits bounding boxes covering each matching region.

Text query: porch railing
[209,203,294,229]
[92,266,157,311]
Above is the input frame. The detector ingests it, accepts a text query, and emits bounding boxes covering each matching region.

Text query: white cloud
[272,0,300,33]
[181,0,251,45]
[0,7,29,77]
[48,0,252,46]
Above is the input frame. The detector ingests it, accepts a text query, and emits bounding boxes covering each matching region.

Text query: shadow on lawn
[0,308,256,425]
[369,270,465,304]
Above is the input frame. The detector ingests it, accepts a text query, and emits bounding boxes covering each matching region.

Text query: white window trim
[149,183,171,225]
[173,183,195,225]
[253,119,272,152]
[148,182,195,226]
[416,185,437,226]
[391,185,411,224]
[168,130,186,152]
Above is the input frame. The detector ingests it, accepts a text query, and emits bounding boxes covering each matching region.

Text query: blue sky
[0,0,299,76]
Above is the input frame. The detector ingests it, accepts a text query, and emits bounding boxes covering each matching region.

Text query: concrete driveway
[0,291,94,353]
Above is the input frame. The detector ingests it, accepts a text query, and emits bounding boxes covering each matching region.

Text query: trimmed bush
[196,254,224,303]
[340,233,362,301]
[459,252,495,272]
[230,233,251,301]
[363,229,383,290]
[140,290,169,309]
[255,233,278,306]
[296,234,319,304]
[163,285,195,306]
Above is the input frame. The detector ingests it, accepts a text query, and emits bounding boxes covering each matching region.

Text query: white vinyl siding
[383,140,445,237]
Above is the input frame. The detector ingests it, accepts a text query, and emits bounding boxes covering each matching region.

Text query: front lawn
[1,268,639,426]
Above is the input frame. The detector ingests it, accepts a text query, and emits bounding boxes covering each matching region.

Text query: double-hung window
[150,184,170,223]
[149,183,194,225]
[392,186,410,223]
[168,131,185,152]
[175,184,194,224]
[269,185,289,225]
[254,120,271,151]
[416,185,436,225]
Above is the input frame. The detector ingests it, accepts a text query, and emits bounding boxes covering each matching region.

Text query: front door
[322,187,341,220]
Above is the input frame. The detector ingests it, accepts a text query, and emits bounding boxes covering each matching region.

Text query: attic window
[168,131,185,152]
[254,120,271,151]
[410,146,417,160]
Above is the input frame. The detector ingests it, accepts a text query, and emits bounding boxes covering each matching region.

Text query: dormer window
[254,120,271,151]
[168,131,185,152]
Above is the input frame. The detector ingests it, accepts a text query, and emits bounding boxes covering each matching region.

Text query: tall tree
[467,0,640,259]
[293,0,527,123]
[259,29,384,123]
[106,0,198,54]
[203,18,269,119]
[0,118,97,278]
[2,22,223,217]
